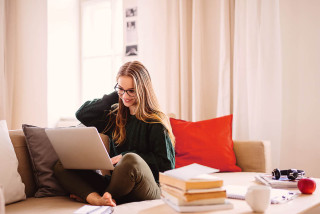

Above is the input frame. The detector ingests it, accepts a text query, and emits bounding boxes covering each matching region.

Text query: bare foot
[86,192,116,207]
[102,192,117,207]
[70,194,85,203]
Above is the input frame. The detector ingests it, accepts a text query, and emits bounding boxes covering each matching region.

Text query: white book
[225,185,300,204]
[161,183,225,194]
[163,163,219,181]
[161,189,226,206]
[162,197,233,213]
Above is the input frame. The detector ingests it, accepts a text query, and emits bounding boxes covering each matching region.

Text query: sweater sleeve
[129,124,175,182]
[75,91,119,133]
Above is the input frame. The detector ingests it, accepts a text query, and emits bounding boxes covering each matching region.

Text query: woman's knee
[116,153,148,173]
[120,153,144,166]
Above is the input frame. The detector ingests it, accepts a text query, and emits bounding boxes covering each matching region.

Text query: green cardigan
[75,91,175,182]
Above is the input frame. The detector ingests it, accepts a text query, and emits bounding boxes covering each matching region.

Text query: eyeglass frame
[114,83,136,97]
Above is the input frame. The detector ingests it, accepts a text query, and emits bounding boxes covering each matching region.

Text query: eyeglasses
[114,84,136,97]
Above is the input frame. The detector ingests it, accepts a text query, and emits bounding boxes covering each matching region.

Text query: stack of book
[159,163,233,212]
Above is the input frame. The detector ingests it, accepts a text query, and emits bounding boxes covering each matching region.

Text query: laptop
[45,127,114,170]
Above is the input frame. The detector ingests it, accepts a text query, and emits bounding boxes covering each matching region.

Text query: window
[80,0,123,102]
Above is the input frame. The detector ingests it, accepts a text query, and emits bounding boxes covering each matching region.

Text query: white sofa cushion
[0,120,26,204]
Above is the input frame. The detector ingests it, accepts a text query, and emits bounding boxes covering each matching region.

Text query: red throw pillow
[170,115,241,172]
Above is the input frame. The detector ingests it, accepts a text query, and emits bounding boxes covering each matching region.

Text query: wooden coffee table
[139,172,320,214]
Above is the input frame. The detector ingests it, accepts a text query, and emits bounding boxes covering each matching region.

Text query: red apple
[298,178,316,194]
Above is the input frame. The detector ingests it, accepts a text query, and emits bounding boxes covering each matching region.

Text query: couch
[6,130,271,214]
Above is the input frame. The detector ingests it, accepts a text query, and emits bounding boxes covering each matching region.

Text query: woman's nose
[122,92,130,99]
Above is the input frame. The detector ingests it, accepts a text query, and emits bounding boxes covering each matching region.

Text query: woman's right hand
[111,154,123,165]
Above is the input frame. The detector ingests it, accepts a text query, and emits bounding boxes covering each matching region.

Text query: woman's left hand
[111,154,122,165]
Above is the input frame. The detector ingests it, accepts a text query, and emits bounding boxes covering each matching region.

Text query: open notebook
[225,185,300,204]
[255,174,299,188]
[74,205,113,214]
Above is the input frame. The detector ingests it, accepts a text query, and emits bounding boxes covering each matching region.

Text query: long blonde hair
[106,61,175,146]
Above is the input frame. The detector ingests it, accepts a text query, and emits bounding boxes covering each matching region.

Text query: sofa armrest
[9,130,37,197]
[233,140,271,173]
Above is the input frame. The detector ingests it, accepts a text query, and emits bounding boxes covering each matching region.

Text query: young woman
[54,61,175,206]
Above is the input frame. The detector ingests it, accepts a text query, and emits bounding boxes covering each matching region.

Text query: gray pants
[54,153,160,204]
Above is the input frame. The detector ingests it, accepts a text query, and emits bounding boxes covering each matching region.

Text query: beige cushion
[233,140,271,173]
[0,121,26,204]
[5,196,83,214]
[9,130,37,197]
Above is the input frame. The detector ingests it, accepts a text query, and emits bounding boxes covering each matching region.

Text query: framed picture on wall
[126,21,138,44]
[125,45,138,56]
[124,4,138,57]
[125,7,137,17]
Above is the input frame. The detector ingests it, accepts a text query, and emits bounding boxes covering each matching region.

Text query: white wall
[10,0,48,129]
[280,0,320,177]
[47,0,80,127]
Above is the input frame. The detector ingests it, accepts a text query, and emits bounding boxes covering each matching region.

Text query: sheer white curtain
[0,0,16,129]
[138,0,233,121]
[0,0,7,121]
[233,0,282,167]
[138,0,282,167]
